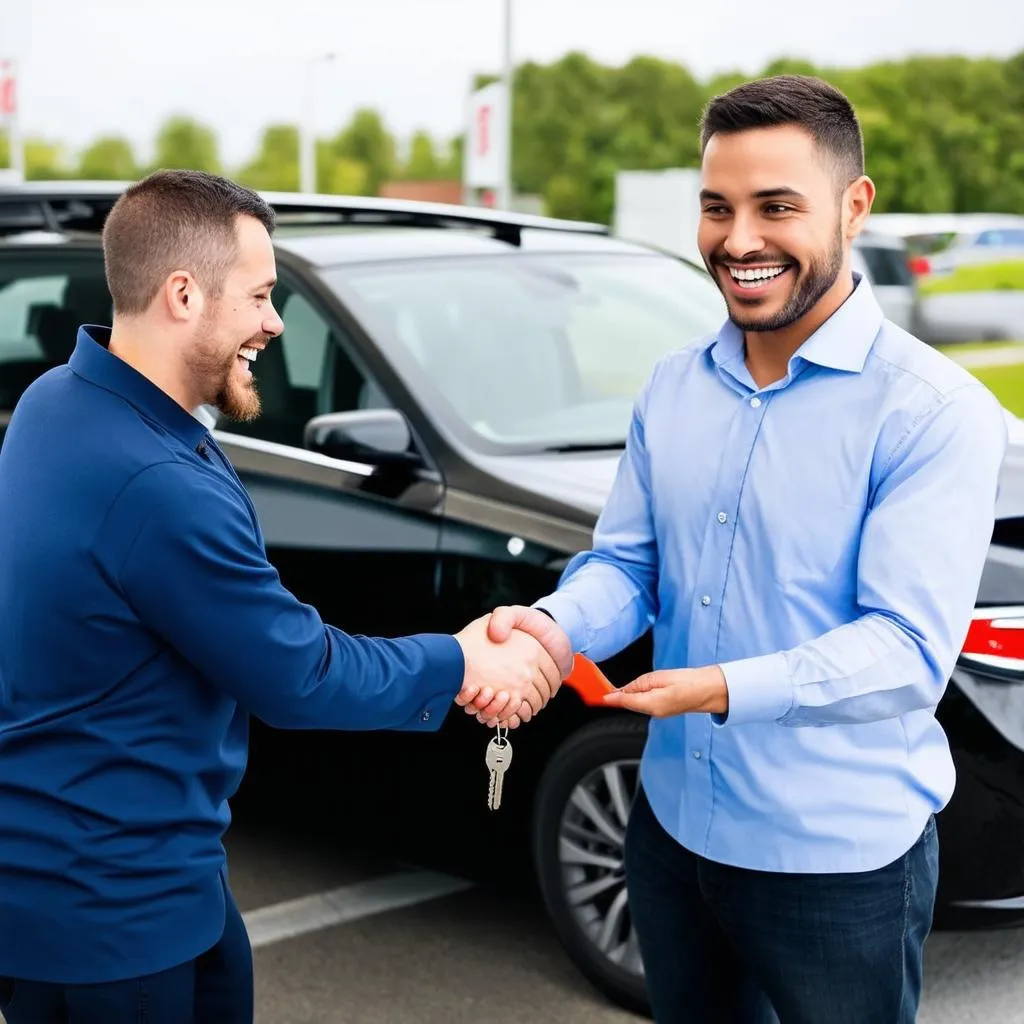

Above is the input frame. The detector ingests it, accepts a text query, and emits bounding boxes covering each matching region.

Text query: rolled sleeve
[715,652,793,727]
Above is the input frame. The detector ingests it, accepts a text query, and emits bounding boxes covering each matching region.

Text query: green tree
[237,124,299,192]
[150,116,221,174]
[24,138,69,180]
[399,130,443,180]
[328,109,396,195]
[77,136,137,180]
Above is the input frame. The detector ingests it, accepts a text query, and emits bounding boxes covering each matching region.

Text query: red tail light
[907,255,931,276]
[960,607,1024,676]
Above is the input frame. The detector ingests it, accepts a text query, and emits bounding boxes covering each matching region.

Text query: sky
[2,0,1023,168]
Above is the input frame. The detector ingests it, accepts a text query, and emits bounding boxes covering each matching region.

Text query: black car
[2,182,1024,1017]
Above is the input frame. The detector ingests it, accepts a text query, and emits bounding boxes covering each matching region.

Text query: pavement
[2,762,1024,1024]
[232,811,1024,1024]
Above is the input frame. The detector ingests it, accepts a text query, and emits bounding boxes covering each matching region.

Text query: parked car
[851,229,919,331]
[2,182,1024,1018]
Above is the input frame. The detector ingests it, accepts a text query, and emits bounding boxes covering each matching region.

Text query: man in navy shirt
[0,170,570,1023]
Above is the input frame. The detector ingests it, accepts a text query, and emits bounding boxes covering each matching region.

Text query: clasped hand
[454,605,729,727]
[453,608,573,728]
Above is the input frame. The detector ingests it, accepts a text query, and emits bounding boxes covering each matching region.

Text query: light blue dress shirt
[538,274,1008,873]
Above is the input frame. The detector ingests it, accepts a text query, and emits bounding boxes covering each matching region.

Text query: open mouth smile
[723,264,793,297]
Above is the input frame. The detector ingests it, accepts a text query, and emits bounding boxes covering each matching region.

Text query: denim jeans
[624,786,939,1024]
[0,885,253,1024]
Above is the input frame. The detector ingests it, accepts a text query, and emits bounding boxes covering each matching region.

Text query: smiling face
[698,124,861,335]
[184,214,284,421]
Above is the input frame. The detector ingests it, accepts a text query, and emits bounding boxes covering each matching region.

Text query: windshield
[325,252,725,452]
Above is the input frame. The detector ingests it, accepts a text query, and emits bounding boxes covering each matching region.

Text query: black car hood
[470,449,623,519]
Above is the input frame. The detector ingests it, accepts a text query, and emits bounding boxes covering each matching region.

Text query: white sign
[464,81,507,190]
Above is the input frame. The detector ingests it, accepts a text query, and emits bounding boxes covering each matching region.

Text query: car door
[0,248,113,446]
[212,269,448,644]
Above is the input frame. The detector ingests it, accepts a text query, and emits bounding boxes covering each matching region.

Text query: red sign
[476,104,491,157]
[0,62,16,118]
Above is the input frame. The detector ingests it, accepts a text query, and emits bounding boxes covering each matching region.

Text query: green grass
[919,259,1024,296]
[936,340,1024,356]
[969,362,1024,417]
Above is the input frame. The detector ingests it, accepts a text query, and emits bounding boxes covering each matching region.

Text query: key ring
[495,721,508,747]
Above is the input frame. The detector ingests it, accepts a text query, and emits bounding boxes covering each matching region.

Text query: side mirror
[303,409,421,467]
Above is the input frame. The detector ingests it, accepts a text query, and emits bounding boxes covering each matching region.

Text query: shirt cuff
[531,593,587,654]
[404,633,466,732]
[714,651,793,727]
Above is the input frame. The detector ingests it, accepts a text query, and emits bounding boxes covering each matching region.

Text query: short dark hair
[699,75,864,186]
[102,169,276,316]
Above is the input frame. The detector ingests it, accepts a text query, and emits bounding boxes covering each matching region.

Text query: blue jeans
[624,786,939,1024]
[0,886,253,1024]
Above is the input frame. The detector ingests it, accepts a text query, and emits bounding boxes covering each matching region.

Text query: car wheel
[532,717,650,1018]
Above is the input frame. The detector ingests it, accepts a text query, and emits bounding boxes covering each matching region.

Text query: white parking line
[242,869,476,949]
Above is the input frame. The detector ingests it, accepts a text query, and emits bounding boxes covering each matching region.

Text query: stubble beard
[710,225,845,334]
[187,322,264,423]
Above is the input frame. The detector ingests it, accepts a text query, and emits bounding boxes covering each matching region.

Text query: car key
[485,726,513,811]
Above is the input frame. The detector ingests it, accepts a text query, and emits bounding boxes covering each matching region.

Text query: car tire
[532,716,651,1019]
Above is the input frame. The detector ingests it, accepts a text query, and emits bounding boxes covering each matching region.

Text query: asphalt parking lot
[1,781,1023,1024]
[225,755,1024,1024]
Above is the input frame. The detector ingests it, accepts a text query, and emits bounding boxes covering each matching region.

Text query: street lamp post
[498,0,513,210]
[300,52,335,194]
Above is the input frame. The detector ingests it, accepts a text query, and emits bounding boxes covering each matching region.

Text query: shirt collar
[68,325,210,449]
[710,272,884,379]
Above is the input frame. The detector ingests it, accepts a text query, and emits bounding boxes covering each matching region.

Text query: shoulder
[866,323,1007,470]
[867,321,986,404]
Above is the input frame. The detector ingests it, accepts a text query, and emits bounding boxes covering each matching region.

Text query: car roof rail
[0,182,610,246]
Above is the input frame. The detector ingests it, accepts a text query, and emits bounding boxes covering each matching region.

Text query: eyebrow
[700,187,808,202]
[253,278,277,292]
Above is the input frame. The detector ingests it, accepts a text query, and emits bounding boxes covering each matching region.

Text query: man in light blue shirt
[481,76,1008,1022]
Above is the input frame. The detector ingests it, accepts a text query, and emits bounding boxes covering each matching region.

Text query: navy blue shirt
[0,327,464,983]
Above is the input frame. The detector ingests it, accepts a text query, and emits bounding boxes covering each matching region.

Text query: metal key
[485,726,514,811]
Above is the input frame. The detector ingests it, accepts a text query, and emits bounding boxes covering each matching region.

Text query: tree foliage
[1,51,1020,222]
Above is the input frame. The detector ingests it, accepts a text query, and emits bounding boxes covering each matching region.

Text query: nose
[722,212,765,261]
[263,303,285,339]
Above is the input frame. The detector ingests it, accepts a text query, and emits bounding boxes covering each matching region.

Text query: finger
[468,686,494,711]
[615,671,677,695]
[602,690,661,715]
[454,683,480,707]
[532,643,561,701]
[485,606,521,643]
[477,690,517,721]
[506,713,523,730]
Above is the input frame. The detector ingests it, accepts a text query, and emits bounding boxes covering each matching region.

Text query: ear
[844,175,875,240]
[162,271,204,323]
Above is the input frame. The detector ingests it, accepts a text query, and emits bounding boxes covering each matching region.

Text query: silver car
[852,231,918,331]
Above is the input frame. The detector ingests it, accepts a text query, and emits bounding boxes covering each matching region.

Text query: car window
[223,281,391,449]
[855,244,913,287]
[0,257,112,413]
[328,253,727,451]
[975,229,1024,247]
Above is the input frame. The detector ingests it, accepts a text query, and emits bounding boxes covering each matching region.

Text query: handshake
[452,606,573,729]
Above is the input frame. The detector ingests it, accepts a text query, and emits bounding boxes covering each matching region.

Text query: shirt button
[420,709,432,722]
[717,512,728,524]
[701,595,711,607]
[750,397,762,408]
[693,750,702,760]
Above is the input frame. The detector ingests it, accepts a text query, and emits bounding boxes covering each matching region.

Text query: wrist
[694,665,728,715]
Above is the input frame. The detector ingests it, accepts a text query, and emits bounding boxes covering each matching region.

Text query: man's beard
[708,227,844,333]
[187,326,266,423]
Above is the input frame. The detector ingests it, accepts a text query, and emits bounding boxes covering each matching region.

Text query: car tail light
[959,607,1024,678]
[907,255,931,276]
